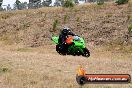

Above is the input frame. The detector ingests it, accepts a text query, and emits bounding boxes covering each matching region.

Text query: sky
[2,0,29,8]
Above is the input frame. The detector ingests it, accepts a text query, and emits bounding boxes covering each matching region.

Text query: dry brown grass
[0,3,132,47]
[0,3,132,88]
[0,44,132,88]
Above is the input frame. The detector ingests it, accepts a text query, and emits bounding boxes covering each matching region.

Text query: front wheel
[82,48,90,57]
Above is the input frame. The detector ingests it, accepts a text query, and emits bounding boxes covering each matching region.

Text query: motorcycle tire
[56,45,66,55]
[82,48,90,57]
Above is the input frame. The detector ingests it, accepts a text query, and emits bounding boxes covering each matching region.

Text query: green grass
[76,17,80,22]
[52,19,59,32]
[128,24,132,33]
[128,0,132,7]
[63,15,69,24]
[106,13,113,18]
[17,48,32,52]
[127,15,131,21]
[0,67,8,73]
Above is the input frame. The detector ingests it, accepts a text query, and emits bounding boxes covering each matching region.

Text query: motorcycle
[51,35,90,57]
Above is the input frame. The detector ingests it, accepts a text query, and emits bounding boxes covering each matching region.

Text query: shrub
[128,24,132,33]
[115,0,129,5]
[63,0,74,8]
[0,0,3,7]
[106,13,113,17]
[97,0,104,5]
[128,0,132,7]
[63,15,68,24]
[53,19,59,32]
[0,67,8,73]
[23,22,30,28]
[127,15,131,21]
[76,17,80,22]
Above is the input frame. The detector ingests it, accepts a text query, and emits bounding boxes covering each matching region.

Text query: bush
[0,67,8,73]
[63,15,69,24]
[53,19,59,32]
[0,0,3,7]
[97,0,104,5]
[128,24,132,33]
[76,17,80,22]
[115,0,129,5]
[127,15,131,21]
[63,0,74,8]
[129,0,132,5]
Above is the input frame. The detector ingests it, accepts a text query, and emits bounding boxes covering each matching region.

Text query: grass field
[0,44,131,88]
[0,2,132,88]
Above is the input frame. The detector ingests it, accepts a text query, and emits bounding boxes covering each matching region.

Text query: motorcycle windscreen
[74,38,85,48]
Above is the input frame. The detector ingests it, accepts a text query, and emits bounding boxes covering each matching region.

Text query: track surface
[0,45,132,88]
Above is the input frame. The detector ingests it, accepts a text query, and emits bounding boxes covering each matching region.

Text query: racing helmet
[62,26,71,35]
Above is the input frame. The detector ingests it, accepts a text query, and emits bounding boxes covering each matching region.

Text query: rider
[58,26,75,52]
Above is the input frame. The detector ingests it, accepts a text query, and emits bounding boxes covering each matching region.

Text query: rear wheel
[82,48,90,57]
[56,45,66,55]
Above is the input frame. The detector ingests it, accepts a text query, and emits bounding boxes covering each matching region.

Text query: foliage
[115,0,129,5]
[16,0,21,6]
[0,67,8,73]
[19,2,28,9]
[63,0,74,8]
[28,0,41,9]
[0,7,5,11]
[128,0,132,7]
[97,0,104,5]
[63,15,68,24]
[127,15,131,21]
[14,0,21,10]
[74,0,79,4]
[59,0,65,5]
[7,4,11,11]
[76,17,80,22]
[14,1,28,10]
[42,0,51,7]
[53,19,59,32]
[128,24,132,33]
[0,0,3,7]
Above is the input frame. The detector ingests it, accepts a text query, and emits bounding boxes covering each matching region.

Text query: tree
[74,0,79,4]
[42,0,51,7]
[115,0,129,5]
[28,0,41,9]
[15,0,21,9]
[58,0,65,6]
[19,2,28,9]
[16,0,21,5]
[7,4,11,11]
[63,0,74,8]
[97,0,104,5]
[0,7,5,11]
[0,0,3,7]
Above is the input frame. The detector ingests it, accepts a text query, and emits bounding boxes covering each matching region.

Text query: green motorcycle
[51,35,90,57]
